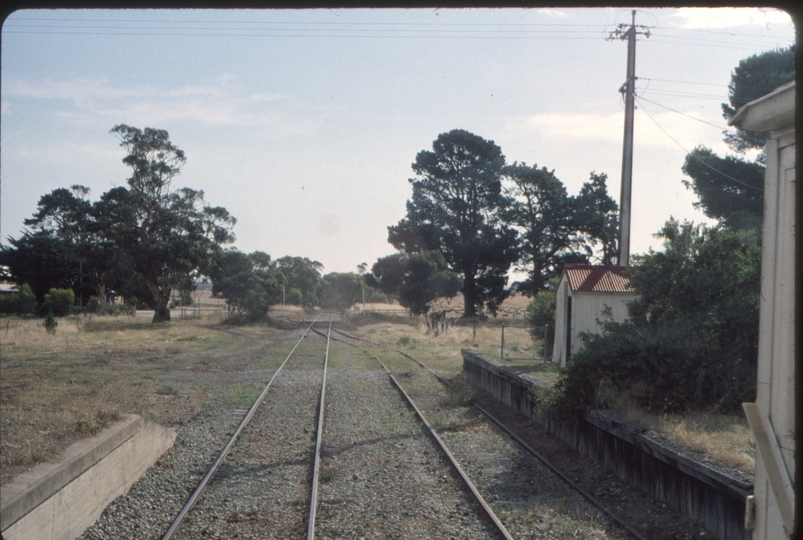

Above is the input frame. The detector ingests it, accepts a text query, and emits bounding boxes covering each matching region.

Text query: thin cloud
[671,7,793,30]
[536,9,568,19]
[505,108,712,151]
[3,75,308,134]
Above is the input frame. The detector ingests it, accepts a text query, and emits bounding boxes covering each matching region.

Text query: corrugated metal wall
[551,277,569,365]
[569,291,639,356]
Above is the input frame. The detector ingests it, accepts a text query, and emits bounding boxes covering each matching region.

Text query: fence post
[473,322,477,341]
[500,323,505,359]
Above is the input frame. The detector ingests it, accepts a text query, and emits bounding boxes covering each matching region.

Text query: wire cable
[635,96,763,193]
[635,95,730,130]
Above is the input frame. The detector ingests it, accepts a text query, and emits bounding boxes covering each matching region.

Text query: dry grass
[639,413,754,474]
[0,313,274,484]
[595,382,755,474]
[1,311,754,487]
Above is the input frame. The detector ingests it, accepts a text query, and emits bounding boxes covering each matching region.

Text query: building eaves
[563,264,634,293]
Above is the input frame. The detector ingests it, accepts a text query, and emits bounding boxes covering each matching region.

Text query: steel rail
[310,325,358,347]
[161,313,323,540]
[471,403,650,540]
[398,352,650,540]
[329,326,378,344]
[306,313,333,540]
[374,355,514,540]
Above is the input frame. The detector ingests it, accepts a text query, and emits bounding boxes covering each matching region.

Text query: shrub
[42,288,75,317]
[18,284,37,315]
[43,310,58,334]
[169,293,194,308]
[98,303,136,316]
[0,294,18,315]
[0,284,37,316]
[525,284,556,358]
[86,297,101,314]
[286,288,303,306]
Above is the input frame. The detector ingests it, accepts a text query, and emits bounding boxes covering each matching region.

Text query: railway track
[390,350,650,540]
[160,319,519,539]
[80,321,707,539]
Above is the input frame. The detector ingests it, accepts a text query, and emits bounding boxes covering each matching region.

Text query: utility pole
[608,10,649,267]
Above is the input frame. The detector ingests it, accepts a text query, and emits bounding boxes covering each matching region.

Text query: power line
[8,17,607,27]
[635,95,729,130]
[5,22,608,34]
[635,97,762,193]
[640,77,729,87]
[652,24,794,38]
[635,88,726,100]
[1,29,616,39]
[637,96,728,130]
[645,37,783,51]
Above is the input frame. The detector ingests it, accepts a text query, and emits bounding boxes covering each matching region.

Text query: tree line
[0,125,379,323]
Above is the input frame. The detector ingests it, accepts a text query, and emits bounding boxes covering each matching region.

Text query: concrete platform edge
[1,414,176,539]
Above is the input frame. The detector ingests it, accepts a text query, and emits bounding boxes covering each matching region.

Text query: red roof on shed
[563,265,634,293]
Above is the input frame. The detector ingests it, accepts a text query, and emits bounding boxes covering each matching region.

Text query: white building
[551,264,638,367]
[730,81,795,539]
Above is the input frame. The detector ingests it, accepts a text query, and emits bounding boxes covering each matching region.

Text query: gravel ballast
[77,329,714,539]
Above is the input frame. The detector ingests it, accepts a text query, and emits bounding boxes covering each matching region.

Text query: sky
[0,7,796,280]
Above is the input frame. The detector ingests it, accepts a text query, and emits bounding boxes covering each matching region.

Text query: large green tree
[684,45,794,232]
[101,125,236,322]
[681,147,765,231]
[321,272,363,312]
[22,185,120,304]
[368,251,460,322]
[388,129,518,318]
[274,256,324,307]
[0,231,79,303]
[721,45,796,153]
[502,165,619,296]
[207,249,283,321]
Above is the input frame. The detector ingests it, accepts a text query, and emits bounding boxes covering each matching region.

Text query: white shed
[730,81,795,538]
[551,265,638,367]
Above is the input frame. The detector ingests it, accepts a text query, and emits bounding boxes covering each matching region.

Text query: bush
[42,288,75,317]
[169,293,194,308]
[43,310,58,334]
[98,303,136,316]
[86,297,101,314]
[0,294,18,315]
[548,221,760,417]
[525,284,556,358]
[286,288,303,305]
[0,284,37,316]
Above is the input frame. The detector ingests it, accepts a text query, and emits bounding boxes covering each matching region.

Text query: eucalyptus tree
[101,125,237,322]
[368,251,460,323]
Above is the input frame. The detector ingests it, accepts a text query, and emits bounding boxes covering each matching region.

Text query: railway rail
[78,319,705,539]
[159,318,521,540]
[392,350,650,540]
[161,314,331,539]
